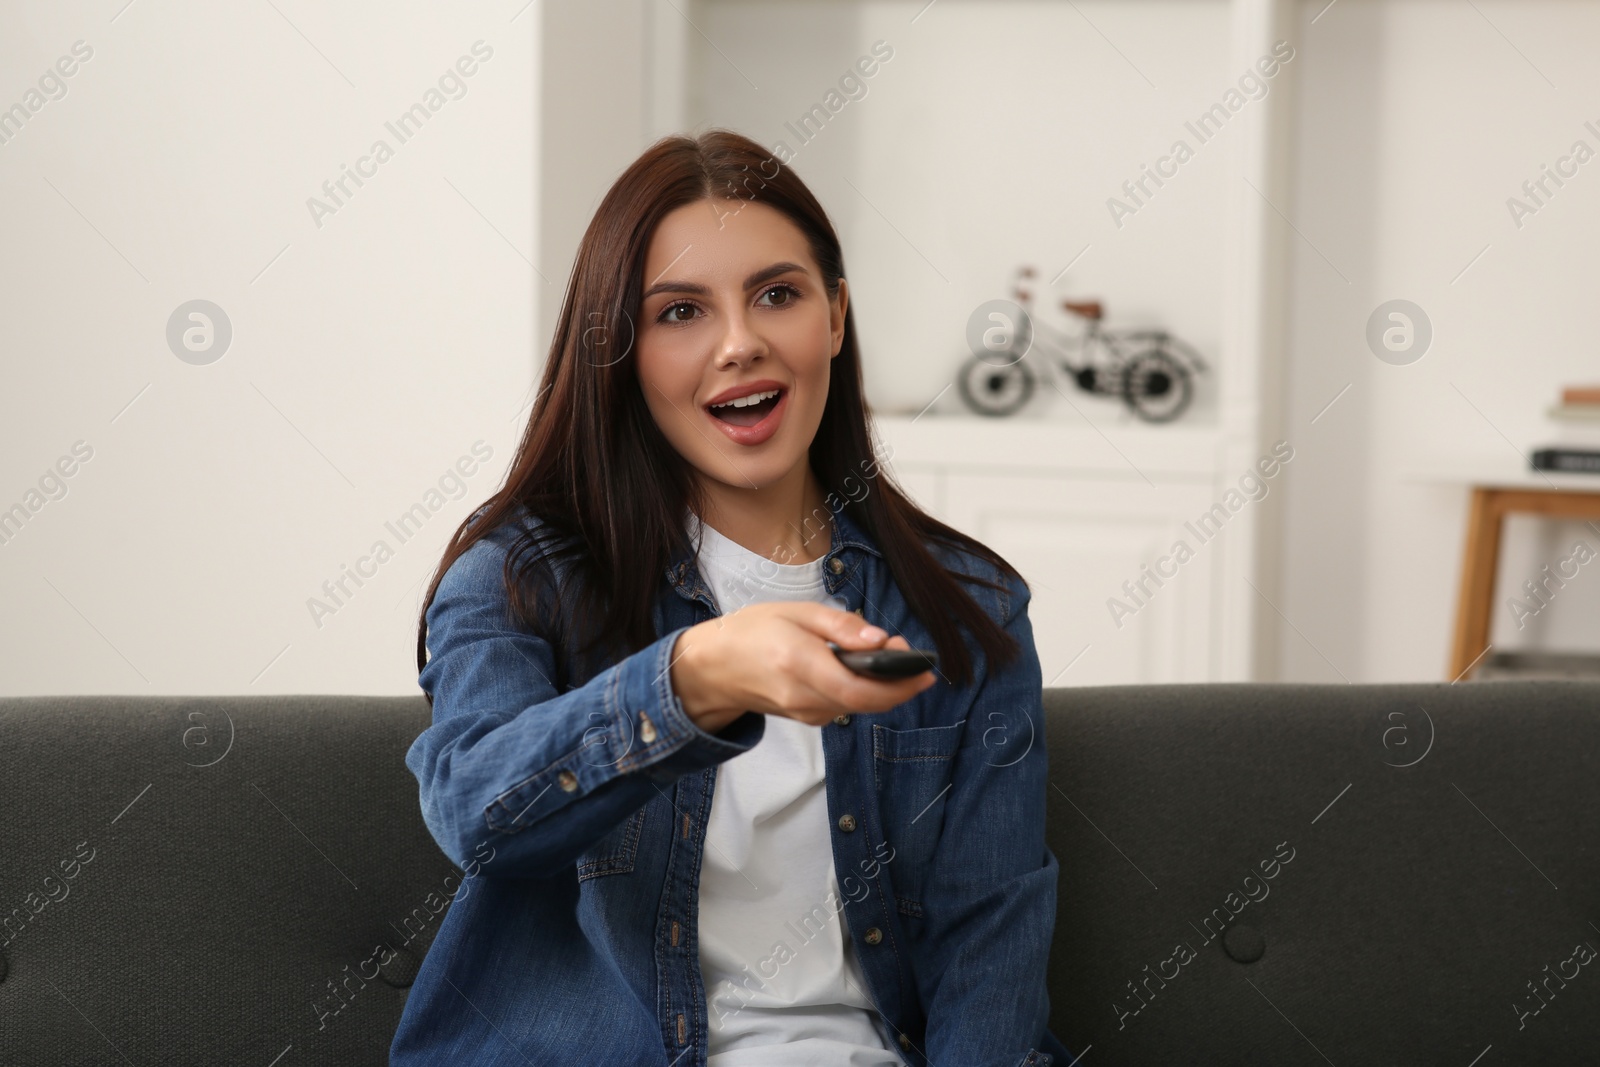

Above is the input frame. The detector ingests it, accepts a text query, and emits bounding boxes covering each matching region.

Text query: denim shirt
[390,501,1072,1067]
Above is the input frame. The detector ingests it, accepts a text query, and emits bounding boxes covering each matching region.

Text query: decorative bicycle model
[956,266,1207,422]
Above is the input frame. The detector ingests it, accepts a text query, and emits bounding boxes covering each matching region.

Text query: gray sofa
[2,681,1597,1064]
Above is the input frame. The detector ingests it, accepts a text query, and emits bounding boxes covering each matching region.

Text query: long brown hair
[415,129,1022,689]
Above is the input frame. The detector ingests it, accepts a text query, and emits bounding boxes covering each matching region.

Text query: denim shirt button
[898,1034,912,1050]
[833,714,851,726]
[827,557,844,574]
[863,926,882,945]
[557,770,578,792]
[837,814,857,833]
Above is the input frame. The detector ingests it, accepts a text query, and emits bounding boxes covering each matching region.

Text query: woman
[391,129,1072,1066]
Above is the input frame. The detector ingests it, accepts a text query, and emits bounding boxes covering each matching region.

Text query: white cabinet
[940,473,1218,687]
[877,416,1252,685]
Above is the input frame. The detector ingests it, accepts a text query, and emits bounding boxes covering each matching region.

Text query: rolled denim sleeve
[917,571,1060,1067]
[405,534,765,877]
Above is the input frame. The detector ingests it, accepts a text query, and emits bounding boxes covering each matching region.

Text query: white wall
[0,2,538,695]
[1279,0,1600,681]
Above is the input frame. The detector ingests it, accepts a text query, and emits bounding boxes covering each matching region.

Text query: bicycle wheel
[1121,349,1192,422]
[957,355,1035,417]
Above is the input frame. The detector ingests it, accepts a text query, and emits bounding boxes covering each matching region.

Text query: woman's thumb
[831,612,887,648]
[785,601,887,647]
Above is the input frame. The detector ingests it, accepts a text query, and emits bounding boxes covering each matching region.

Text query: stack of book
[1535,385,1600,473]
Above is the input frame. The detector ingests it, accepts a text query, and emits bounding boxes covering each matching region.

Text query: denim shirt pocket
[872,721,962,914]
[576,803,648,881]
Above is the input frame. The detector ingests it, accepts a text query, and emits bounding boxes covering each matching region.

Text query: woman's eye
[660,302,698,324]
[759,284,798,307]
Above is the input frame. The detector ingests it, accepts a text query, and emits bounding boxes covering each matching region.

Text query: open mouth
[707,387,783,427]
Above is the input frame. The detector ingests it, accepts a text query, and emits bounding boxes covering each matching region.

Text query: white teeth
[710,388,780,409]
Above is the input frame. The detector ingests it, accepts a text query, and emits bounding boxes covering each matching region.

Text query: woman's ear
[830,277,849,358]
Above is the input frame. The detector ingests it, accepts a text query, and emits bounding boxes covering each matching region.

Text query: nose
[715,305,766,369]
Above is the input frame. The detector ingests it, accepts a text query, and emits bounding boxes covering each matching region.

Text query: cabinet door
[942,473,1220,686]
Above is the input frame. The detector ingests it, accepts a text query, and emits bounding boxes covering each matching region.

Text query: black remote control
[832,645,938,679]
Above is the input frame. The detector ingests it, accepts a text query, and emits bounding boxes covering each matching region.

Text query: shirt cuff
[614,625,766,780]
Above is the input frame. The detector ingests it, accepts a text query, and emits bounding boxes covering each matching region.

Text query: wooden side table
[1449,484,1600,679]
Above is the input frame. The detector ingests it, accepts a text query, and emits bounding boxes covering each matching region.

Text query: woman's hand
[669,602,936,733]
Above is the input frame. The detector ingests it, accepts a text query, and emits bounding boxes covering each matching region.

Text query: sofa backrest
[0,695,443,1065]
[2,682,1596,1064]
[1043,680,1600,1064]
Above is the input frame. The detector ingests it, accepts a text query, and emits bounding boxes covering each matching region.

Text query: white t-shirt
[689,516,903,1066]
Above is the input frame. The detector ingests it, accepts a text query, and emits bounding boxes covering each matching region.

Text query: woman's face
[634,198,847,496]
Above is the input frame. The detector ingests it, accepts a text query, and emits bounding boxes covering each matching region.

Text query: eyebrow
[640,261,808,301]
